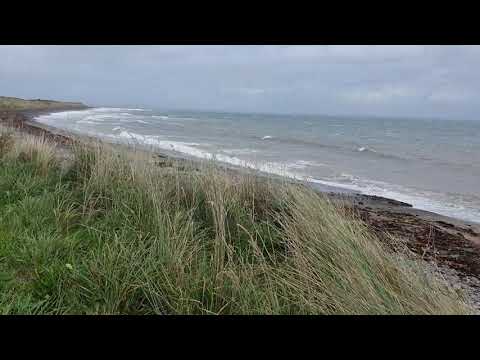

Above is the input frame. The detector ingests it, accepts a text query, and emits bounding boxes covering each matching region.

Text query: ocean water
[35,107,480,223]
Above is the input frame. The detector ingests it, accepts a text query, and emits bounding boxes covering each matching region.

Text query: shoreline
[25,109,479,220]
[3,107,480,306]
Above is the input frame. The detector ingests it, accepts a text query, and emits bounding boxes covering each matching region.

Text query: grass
[0,96,85,111]
[0,125,475,314]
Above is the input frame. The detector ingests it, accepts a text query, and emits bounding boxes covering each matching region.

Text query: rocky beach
[2,104,480,310]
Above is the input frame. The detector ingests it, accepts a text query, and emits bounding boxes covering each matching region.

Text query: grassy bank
[0,125,474,314]
[0,96,86,111]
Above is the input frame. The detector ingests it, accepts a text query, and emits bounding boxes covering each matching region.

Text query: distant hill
[0,96,87,111]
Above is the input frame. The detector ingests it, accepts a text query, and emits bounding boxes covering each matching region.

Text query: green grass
[0,96,85,111]
[0,127,474,314]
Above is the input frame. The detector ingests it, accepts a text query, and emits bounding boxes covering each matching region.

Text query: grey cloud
[0,45,479,119]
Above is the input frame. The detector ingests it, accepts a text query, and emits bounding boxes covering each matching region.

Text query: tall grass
[0,126,57,176]
[0,128,475,314]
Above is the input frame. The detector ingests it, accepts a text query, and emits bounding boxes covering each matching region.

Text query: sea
[34,107,480,224]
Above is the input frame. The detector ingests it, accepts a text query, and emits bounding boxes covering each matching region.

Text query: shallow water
[35,107,480,223]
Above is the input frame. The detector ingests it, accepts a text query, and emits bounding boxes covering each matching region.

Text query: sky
[1,45,480,120]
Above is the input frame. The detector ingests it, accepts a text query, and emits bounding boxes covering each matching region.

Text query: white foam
[84,114,116,121]
[221,148,259,155]
[95,107,147,112]
[91,107,135,112]
[35,107,144,123]
[35,110,87,122]
[287,160,327,169]
[307,175,480,223]
[107,130,480,223]
[338,172,360,181]
[34,112,480,224]
[76,120,98,125]
[357,146,376,153]
[112,131,302,180]
[117,131,202,151]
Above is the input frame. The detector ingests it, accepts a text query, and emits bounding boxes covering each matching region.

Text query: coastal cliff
[0,96,87,111]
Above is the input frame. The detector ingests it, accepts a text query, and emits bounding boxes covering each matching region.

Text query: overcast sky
[1,45,479,120]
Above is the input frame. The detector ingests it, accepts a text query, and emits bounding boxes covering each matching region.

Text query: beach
[1,107,480,308]
[32,107,480,224]
[4,43,480,316]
